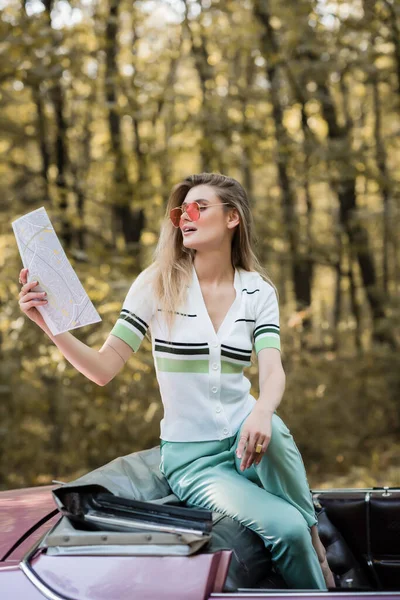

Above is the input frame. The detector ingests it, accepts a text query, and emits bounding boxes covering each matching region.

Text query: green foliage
[0,0,399,490]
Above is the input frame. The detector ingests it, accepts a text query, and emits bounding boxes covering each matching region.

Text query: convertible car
[1,445,400,600]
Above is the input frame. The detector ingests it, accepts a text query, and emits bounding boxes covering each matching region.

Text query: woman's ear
[227,208,240,230]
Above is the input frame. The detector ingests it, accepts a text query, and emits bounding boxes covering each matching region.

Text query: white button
[213,342,219,348]
[212,386,218,393]
[223,428,228,434]
[212,363,219,370]
[216,406,221,413]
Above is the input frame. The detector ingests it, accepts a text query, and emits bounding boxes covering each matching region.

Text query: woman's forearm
[41,322,110,386]
[256,368,286,415]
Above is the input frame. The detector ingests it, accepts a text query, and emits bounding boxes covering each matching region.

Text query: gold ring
[255,443,263,454]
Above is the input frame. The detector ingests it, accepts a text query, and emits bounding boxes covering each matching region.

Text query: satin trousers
[159,412,326,590]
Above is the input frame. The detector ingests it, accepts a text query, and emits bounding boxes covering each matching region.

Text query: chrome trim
[312,488,400,494]
[46,543,194,556]
[210,594,400,597]
[20,561,72,600]
[85,512,206,537]
[19,532,75,600]
[365,491,383,589]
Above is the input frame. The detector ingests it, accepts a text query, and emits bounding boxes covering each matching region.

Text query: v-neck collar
[191,263,242,342]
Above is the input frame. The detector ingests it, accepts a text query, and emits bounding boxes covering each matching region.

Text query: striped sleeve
[110,270,155,352]
[253,279,281,354]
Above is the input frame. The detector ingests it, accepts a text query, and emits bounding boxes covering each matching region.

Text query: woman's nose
[181,208,193,222]
[179,211,190,227]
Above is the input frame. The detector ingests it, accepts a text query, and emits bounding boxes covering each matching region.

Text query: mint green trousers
[160,412,326,590]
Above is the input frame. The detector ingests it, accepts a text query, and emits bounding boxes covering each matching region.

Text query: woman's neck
[193,253,234,286]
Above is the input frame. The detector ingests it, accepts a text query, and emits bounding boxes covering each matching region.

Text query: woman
[18,172,334,590]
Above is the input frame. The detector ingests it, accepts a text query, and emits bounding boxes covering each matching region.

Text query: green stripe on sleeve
[110,323,142,352]
[255,337,281,354]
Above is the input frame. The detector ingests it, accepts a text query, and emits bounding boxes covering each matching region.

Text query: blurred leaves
[0,0,399,490]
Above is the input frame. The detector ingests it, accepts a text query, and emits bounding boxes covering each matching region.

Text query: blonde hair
[143,172,278,338]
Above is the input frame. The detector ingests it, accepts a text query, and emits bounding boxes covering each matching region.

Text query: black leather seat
[204,503,371,591]
[53,445,372,591]
[316,491,400,591]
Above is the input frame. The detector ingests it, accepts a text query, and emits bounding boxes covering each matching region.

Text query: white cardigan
[110,264,280,442]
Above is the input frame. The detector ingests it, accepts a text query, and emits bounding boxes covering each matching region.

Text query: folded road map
[12,207,102,336]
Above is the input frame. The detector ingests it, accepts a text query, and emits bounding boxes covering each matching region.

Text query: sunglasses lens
[170,203,200,227]
[170,208,181,227]
[186,203,199,221]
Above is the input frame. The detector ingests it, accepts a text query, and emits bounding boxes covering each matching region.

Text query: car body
[1,447,400,600]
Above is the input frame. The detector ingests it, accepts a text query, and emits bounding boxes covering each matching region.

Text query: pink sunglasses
[170,201,231,228]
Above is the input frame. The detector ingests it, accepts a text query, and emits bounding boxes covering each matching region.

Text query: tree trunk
[39,1,72,248]
[302,65,395,348]
[32,83,51,202]
[381,0,400,98]
[104,0,143,247]
[253,0,313,321]
[182,0,217,173]
[69,100,94,253]
[371,75,391,294]
[348,249,363,353]
[49,81,72,248]
[238,53,256,206]
[332,227,343,351]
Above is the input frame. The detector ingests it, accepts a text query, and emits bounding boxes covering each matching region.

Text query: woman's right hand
[18,268,48,330]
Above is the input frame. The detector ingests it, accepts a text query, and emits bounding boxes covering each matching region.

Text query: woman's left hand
[236,406,273,471]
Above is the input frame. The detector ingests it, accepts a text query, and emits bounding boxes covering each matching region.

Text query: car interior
[42,445,400,594]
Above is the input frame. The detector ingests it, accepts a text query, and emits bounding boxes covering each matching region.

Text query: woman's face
[179,185,238,251]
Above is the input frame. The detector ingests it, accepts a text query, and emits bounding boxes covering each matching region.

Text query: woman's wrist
[254,403,275,417]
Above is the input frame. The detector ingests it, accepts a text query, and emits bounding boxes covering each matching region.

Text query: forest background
[0,0,399,491]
